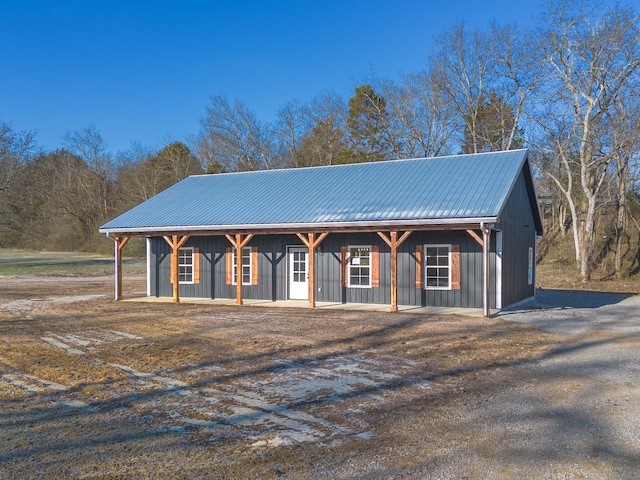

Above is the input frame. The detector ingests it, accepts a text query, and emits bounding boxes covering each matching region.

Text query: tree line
[1,0,639,281]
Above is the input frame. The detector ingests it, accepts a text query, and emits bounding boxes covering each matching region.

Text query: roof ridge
[188,149,529,179]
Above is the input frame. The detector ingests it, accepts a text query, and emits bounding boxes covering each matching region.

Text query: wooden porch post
[466,227,491,317]
[377,231,412,312]
[162,235,190,303]
[296,232,329,308]
[482,225,491,317]
[308,233,316,308]
[225,234,254,305]
[235,234,243,305]
[114,236,130,301]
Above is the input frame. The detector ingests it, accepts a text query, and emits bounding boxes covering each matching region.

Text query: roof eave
[99,216,499,236]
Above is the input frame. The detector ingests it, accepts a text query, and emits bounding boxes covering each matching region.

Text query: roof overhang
[99,216,499,237]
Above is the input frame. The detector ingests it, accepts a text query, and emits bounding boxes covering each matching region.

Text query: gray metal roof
[100,149,542,234]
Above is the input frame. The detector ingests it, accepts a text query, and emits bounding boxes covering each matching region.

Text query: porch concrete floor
[124,296,490,317]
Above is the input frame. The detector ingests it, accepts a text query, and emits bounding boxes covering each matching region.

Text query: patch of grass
[536,262,638,293]
[536,228,639,294]
[0,249,145,277]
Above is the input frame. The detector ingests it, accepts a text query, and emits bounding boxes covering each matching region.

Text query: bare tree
[294,92,347,167]
[63,125,115,221]
[606,91,640,278]
[115,143,160,205]
[430,23,494,153]
[195,95,280,172]
[274,100,307,168]
[490,22,542,151]
[0,122,37,245]
[431,22,538,154]
[0,121,36,194]
[379,72,457,158]
[530,0,640,280]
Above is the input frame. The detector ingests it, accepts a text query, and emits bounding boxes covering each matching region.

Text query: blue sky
[1,1,541,154]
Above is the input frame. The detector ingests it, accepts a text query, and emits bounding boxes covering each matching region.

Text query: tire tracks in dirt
[20,327,421,447]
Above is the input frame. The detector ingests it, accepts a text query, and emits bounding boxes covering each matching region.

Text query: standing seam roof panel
[100,150,532,231]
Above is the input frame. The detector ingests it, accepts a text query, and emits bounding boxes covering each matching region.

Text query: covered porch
[109,223,495,317]
[122,295,493,317]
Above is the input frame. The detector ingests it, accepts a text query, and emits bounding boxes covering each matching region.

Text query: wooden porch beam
[225,233,254,249]
[466,229,484,247]
[377,231,392,248]
[397,230,412,248]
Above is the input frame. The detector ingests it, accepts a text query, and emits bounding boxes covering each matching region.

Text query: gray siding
[496,170,537,307]
[151,235,303,301]
[150,231,494,308]
[300,230,490,308]
[395,231,492,309]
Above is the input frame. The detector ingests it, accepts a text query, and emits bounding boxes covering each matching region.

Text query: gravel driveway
[501,289,640,335]
[478,290,640,479]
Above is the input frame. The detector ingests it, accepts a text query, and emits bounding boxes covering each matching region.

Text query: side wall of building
[495,169,537,307]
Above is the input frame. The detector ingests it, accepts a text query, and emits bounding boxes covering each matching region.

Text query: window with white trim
[425,245,451,289]
[178,247,194,284]
[232,246,252,285]
[528,247,533,285]
[348,246,371,287]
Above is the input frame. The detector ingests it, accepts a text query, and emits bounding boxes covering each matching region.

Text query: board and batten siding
[151,234,304,301]
[495,170,537,307]
[398,231,493,309]
[314,231,492,308]
[150,230,497,309]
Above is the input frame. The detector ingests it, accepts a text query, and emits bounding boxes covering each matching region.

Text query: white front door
[289,247,308,300]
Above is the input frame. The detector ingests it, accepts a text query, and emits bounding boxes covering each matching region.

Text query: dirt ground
[0,276,637,479]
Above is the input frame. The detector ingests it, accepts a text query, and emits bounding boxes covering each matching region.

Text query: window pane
[348,246,371,287]
[178,248,193,283]
[232,247,253,285]
[424,245,450,289]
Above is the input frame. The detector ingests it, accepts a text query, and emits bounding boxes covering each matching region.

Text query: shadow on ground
[505,288,636,311]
